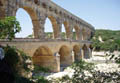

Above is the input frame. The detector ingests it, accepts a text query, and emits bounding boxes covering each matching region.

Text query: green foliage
[4,45,31,73]
[44,32,53,39]
[27,34,34,38]
[31,65,51,83]
[35,76,49,83]
[71,60,94,83]
[4,45,20,75]
[73,32,76,40]
[3,45,33,82]
[92,29,120,51]
[44,32,77,39]
[61,32,66,39]
[52,75,72,83]
[50,60,120,83]
[15,76,33,83]
[18,50,31,72]
[71,60,94,72]
[33,65,50,73]
[115,55,120,64]
[0,16,21,40]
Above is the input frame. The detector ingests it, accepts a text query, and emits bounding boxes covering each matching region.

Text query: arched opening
[63,21,71,39]
[32,46,56,72]
[45,18,53,39]
[74,26,80,40]
[16,7,39,38]
[61,24,66,39]
[73,28,76,40]
[82,44,90,59]
[73,45,82,61]
[33,46,53,57]
[45,16,58,39]
[16,8,33,38]
[59,45,72,67]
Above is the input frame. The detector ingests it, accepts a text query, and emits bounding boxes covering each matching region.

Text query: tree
[0,16,21,40]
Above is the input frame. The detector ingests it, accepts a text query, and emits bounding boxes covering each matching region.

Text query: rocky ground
[46,51,120,80]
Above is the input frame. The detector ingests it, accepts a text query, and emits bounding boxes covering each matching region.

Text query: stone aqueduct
[0,0,95,72]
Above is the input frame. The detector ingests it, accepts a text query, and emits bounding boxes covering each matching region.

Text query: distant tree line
[92,29,120,52]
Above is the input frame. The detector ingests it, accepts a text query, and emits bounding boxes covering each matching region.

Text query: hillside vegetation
[45,30,120,52]
[92,29,120,52]
[27,29,120,52]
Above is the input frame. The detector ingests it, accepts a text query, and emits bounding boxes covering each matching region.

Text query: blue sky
[16,0,120,37]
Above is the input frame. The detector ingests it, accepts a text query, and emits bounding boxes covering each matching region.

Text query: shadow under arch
[59,45,72,67]
[73,45,82,61]
[16,7,40,38]
[82,44,90,59]
[32,46,57,72]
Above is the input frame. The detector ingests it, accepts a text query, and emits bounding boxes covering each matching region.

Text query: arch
[61,24,66,39]
[82,44,90,59]
[74,25,80,40]
[59,45,72,67]
[32,46,56,72]
[16,8,33,38]
[63,21,71,39]
[73,45,82,61]
[44,17,54,39]
[33,46,53,57]
[73,28,76,40]
[16,7,40,38]
[47,16,58,39]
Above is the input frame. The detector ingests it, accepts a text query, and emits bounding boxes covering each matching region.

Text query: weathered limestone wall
[0,39,92,72]
[0,39,91,56]
[0,0,95,40]
[32,56,59,72]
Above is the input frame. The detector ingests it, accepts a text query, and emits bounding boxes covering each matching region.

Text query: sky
[16,0,120,37]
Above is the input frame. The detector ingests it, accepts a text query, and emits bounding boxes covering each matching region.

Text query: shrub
[15,76,33,83]
[92,29,120,51]
[4,45,20,76]
[33,65,50,73]
[50,59,120,83]
[36,76,49,83]
[3,45,33,82]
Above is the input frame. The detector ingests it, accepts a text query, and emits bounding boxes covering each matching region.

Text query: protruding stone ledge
[0,38,92,44]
